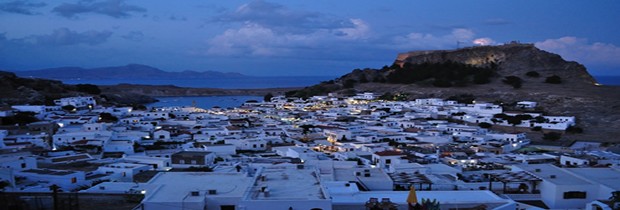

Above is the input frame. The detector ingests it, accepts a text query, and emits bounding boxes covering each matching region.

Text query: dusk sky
[1,0,619,76]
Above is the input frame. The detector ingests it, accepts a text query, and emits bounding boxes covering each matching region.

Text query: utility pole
[50,184,60,210]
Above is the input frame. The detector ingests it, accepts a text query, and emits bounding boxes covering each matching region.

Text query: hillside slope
[289,43,620,142]
[0,71,155,106]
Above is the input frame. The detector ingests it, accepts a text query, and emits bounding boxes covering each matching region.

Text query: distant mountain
[13,64,246,80]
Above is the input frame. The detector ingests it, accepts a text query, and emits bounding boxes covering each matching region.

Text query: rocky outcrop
[395,43,597,85]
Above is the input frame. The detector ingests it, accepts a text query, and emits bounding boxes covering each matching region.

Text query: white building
[516,101,537,109]
[54,96,96,109]
[513,164,599,209]
[0,155,37,171]
[17,169,86,191]
[97,163,152,182]
[138,172,254,210]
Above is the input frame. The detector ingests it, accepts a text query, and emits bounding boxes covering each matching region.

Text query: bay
[594,76,620,85]
[61,76,335,89]
[148,96,263,109]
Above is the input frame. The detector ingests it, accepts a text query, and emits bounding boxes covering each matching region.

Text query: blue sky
[1,0,619,76]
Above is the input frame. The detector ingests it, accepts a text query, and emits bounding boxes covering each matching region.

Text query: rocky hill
[0,71,156,106]
[13,64,246,80]
[288,43,620,142]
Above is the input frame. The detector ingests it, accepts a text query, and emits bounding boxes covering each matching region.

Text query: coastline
[100,83,300,97]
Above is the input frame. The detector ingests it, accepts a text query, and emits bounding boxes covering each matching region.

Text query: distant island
[12,64,246,80]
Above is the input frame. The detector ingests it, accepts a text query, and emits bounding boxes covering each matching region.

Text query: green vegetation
[447,94,476,104]
[385,61,495,87]
[99,112,118,123]
[478,122,493,128]
[0,112,39,126]
[75,84,101,95]
[378,92,409,101]
[285,83,340,99]
[543,132,562,141]
[61,105,76,112]
[566,126,583,134]
[263,93,273,102]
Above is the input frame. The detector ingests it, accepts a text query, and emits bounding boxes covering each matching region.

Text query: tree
[478,122,493,128]
[99,112,118,123]
[566,126,583,134]
[502,76,523,89]
[299,124,315,135]
[132,104,147,111]
[61,105,76,112]
[75,84,101,95]
[1,112,38,126]
[0,180,9,191]
[343,79,356,88]
[263,93,274,102]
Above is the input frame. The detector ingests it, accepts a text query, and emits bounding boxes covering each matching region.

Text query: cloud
[473,38,496,46]
[484,18,512,25]
[206,18,370,57]
[0,0,46,15]
[52,0,146,18]
[213,0,354,33]
[535,37,620,66]
[207,23,307,56]
[121,31,144,42]
[392,28,477,50]
[24,28,112,46]
[168,15,187,21]
[202,0,374,60]
[334,19,370,40]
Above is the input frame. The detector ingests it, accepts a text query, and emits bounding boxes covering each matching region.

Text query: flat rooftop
[515,164,591,185]
[144,172,253,203]
[331,190,510,205]
[565,168,620,190]
[246,165,327,200]
[21,169,76,176]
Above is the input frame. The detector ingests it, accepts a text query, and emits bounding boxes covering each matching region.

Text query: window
[386,159,391,164]
[21,163,26,168]
[563,191,586,199]
[220,205,235,210]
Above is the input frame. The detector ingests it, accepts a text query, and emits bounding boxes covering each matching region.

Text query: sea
[61,76,336,109]
[59,75,620,109]
[61,76,336,89]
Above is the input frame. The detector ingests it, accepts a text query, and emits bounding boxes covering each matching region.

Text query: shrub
[545,75,562,84]
[478,122,493,128]
[525,71,540,77]
[502,76,523,89]
[263,93,273,102]
[543,132,562,141]
[75,84,101,95]
[566,126,583,133]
